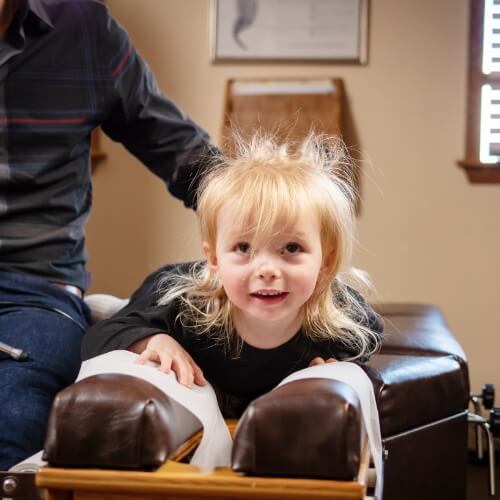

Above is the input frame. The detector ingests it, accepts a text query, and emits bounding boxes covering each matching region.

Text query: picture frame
[210,0,369,64]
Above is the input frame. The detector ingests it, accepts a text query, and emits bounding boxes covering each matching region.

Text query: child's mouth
[250,291,289,304]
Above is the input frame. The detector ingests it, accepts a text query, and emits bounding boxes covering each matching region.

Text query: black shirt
[82,262,384,417]
[0,0,216,290]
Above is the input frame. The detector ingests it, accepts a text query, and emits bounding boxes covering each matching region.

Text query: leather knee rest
[43,303,469,498]
[232,378,362,480]
[43,374,202,469]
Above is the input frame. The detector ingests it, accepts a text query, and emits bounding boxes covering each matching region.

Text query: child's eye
[235,242,251,254]
[282,242,302,255]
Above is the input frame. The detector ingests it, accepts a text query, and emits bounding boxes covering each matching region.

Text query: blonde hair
[158,133,380,360]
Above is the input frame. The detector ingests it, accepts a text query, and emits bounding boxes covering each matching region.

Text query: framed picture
[210,0,369,64]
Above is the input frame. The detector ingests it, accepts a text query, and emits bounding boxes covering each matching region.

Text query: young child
[81,133,383,417]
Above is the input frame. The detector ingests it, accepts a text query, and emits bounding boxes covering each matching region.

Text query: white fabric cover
[84,294,129,323]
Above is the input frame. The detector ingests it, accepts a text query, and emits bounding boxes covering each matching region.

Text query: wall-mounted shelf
[221,78,360,209]
[221,78,345,153]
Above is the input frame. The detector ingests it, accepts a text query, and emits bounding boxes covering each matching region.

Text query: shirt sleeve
[81,263,191,360]
[98,12,219,209]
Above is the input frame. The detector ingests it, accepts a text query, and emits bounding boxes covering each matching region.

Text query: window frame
[458,0,500,182]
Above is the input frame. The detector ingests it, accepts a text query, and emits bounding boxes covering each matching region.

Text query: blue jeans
[0,272,91,470]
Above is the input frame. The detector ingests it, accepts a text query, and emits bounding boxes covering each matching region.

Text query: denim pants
[0,272,91,470]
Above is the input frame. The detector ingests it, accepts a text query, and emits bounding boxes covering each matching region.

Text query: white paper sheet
[8,450,46,473]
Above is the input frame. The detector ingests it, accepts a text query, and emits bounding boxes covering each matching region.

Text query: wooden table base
[37,424,371,500]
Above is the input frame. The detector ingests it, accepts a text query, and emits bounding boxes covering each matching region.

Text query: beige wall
[87,0,500,393]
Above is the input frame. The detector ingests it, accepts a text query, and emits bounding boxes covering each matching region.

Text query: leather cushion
[373,303,470,400]
[43,374,202,469]
[374,303,466,361]
[364,354,468,437]
[232,378,362,479]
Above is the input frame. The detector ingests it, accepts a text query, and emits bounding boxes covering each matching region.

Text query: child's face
[204,201,329,331]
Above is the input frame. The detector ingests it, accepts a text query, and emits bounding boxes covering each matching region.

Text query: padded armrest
[231,378,362,480]
[373,303,467,361]
[43,374,202,469]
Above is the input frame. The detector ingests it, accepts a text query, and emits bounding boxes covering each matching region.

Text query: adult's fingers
[325,357,336,363]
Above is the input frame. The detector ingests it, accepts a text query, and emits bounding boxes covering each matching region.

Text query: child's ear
[202,242,218,270]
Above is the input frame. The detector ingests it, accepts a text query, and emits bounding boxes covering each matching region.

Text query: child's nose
[255,257,281,280]
[258,266,277,280]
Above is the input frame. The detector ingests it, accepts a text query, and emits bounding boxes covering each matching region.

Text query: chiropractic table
[32,303,469,500]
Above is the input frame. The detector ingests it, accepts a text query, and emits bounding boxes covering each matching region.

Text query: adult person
[0,0,218,469]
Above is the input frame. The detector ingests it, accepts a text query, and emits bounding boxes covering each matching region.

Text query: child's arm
[81,262,206,388]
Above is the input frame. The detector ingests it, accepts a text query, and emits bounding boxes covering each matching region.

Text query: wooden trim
[464,0,484,162]
[461,0,500,183]
[38,464,367,499]
[457,160,500,182]
[45,490,73,500]
[169,420,239,462]
[167,429,203,462]
[37,419,370,500]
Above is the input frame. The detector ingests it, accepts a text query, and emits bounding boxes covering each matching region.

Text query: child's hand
[309,357,336,366]
[135,333,206,388]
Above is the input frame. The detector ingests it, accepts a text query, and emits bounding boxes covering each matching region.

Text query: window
[459,0,500,182]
